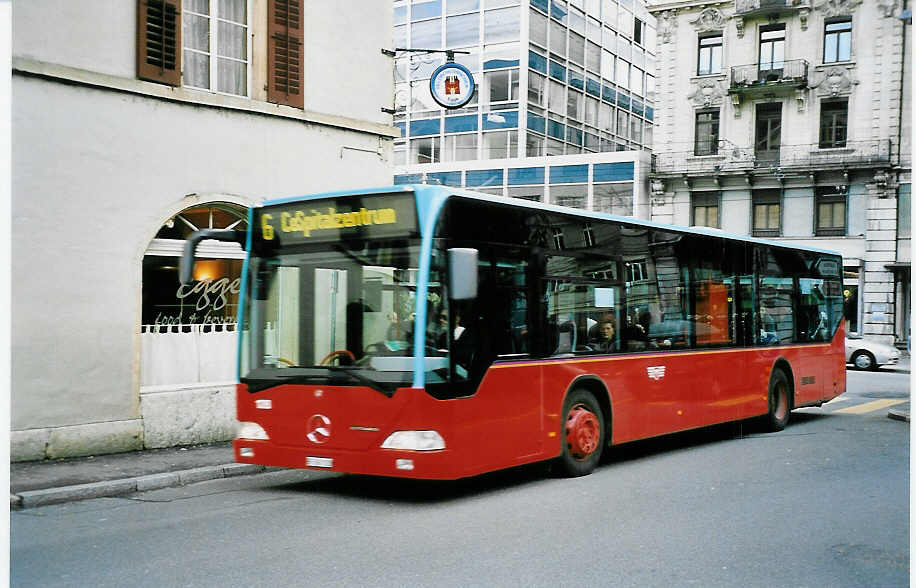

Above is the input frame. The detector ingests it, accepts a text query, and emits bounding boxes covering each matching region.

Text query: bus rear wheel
[558,389,605,477]
[766,369,791,432]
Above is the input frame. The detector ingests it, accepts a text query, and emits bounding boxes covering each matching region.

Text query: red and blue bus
[181,185,846,479]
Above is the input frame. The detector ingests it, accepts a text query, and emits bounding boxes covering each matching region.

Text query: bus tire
[558,388,605,477]
[766,369,791,432]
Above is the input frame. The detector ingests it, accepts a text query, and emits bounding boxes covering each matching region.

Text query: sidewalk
[10,441,266,510]
[883,353,910,422]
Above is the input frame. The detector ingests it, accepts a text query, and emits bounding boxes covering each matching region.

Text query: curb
[10,463,266,510]
[888,408,910,423]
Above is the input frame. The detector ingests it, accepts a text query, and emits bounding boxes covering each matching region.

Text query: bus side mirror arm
[180,229,246,285]
[448,248,478,300]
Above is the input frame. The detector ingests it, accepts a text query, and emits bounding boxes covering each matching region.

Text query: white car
[845,336,901,371]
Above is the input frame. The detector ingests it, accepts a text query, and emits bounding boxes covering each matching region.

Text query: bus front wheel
[766,369,791,432]
[558,388,605,477]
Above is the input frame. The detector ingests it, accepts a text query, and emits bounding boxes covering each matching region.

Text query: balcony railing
[735,0,808,16]
[651,140,892,175]
[730,59,808,90]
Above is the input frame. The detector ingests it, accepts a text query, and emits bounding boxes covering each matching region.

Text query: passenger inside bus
[431,310,450,349]
[588,316,618,352]
[623,311,649,351]
[760,305,779,344]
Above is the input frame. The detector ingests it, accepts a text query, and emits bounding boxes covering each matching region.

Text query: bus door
[792,276,832,405]
[454,251,542,460]
[691,243,751,425]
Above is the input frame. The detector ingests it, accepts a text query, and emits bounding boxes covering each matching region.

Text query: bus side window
[758,277,793,345]
[797,278,833,342]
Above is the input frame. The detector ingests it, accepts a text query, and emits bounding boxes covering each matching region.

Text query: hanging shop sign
[429,62,475,109]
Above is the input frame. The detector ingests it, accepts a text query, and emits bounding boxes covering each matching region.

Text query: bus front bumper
[233,439,463,480]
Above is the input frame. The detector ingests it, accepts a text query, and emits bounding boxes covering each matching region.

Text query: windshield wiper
[241,366,395,396]
[323,366,394,396]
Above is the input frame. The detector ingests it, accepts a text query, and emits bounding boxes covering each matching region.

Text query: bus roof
[262,184,842,258]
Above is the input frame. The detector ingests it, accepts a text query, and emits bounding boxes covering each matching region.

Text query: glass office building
[393,0,656,216]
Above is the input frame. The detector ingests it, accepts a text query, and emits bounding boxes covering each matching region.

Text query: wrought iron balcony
[735,0,808,17]
[729,59,808,94]
[650,140,892,175]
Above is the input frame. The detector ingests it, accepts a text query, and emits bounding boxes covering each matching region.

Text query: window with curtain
[183,0,249,96]
[692,192,719,228]
[816,188,847,236]
[753,190,781,237]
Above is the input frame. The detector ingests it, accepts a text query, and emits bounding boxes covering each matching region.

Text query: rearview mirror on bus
[448,248,478,300]
[179,229,246,285]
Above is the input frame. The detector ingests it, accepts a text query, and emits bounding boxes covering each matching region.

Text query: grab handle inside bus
[180,229,246,285]
[448,247,478,300]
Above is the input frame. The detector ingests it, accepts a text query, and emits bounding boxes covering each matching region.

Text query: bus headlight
[381,430,445,451]
[236,422,269,440]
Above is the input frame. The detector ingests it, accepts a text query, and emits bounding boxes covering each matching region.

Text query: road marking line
[833,399,907,415]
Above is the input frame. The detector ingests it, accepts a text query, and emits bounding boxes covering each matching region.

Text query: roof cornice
[648,0,731,14]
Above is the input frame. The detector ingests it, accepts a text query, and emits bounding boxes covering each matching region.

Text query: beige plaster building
[11,0,397,460]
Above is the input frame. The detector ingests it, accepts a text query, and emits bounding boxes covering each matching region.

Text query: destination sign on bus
[255,193,418,246]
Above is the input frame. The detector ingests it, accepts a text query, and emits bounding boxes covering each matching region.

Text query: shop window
[145,202,248,328]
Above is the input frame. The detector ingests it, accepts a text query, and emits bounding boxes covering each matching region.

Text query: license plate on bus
[306,456,333,468]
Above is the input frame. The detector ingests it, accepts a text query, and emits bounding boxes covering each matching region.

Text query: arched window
[143,202,248,328]
[152,203,248,240]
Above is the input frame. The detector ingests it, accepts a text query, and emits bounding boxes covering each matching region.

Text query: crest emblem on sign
[429,62,476,109]
[444,75,460,95]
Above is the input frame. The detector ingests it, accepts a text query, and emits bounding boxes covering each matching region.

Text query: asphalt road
[12,369,910,588]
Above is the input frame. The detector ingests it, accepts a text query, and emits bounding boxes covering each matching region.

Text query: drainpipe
[897,0,909,167]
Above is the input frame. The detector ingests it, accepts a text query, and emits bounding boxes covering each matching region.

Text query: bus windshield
[239,238,451,394]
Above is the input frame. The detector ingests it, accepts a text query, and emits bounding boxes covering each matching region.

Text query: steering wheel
[319,350,356,366]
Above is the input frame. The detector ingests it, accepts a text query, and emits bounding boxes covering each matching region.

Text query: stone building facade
[647,0,911,347]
